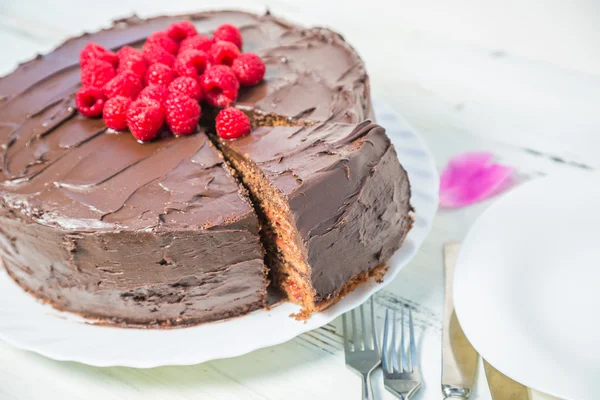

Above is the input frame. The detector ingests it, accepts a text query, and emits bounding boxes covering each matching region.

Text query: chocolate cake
[0,10,412,327]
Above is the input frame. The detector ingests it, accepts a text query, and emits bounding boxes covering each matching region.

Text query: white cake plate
[454,172,600,400]
[0,100,439,367]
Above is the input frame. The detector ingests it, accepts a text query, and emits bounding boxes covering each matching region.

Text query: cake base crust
[291,263,390,320]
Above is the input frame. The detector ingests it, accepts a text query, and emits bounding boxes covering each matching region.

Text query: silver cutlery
[382,307,422,399]
[342,298,381,400]
[442,243,479,399]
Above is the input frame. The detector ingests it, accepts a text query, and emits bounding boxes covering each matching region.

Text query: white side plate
[0,100,439,368]
[455,172,600,400]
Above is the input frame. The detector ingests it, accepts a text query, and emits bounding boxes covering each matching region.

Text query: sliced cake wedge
[214,121,413,317]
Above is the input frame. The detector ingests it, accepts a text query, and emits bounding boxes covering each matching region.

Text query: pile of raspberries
[75,21,265,141]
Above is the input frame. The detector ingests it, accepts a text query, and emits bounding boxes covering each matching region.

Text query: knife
[442,243,479,399]
[483,360,531,400]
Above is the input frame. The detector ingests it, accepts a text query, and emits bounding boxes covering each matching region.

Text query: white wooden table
[1,1,598,398]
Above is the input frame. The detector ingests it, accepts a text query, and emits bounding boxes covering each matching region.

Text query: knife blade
[442,243,479,399]
[484,360,531,400]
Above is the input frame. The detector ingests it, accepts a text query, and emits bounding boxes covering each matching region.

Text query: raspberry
[200,65,239,108]
[174,50,209,79]
[212,24,243,50]
[80,42,118,68]
[142,42,175,67]
[103,71,143,99]
[116,46,147,78]
[145,63,177,87]
[75,87,106,118]
[210,41,240,66]
[138,85,168,105]
[126,98,165,141]
[81,59,116,88]
[165,94,201,135]
[232,53,266,86]
[145,31,179,55]
[168,77,202,101]
[166,20,197,42]
[179,35,213,54]
[117,46,139,60]
[215,107,251,140]
[103,96,131,131]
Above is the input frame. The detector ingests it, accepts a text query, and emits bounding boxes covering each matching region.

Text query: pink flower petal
[440,152,514,208]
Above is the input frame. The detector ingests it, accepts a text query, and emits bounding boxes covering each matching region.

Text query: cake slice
[214,121,413,316]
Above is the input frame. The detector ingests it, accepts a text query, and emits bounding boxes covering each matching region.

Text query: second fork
[382,308,422,399]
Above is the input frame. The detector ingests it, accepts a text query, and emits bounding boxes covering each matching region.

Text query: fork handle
[361,373,373,400]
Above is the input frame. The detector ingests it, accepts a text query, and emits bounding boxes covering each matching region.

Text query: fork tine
[351,308,359,351]
[391,309,399,372]
[408,308,417,372]
[360,303,369,350]
[342,313,350,352]
[370,298,378,351]
[400,307,408,373]
[382,308,390,372]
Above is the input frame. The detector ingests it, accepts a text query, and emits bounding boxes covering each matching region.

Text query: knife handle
[442,243,477,399]
[442,385,470,399]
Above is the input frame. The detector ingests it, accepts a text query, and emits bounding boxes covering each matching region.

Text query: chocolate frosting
[0,10,410,326]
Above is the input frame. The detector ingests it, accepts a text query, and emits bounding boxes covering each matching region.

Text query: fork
[382,307,422,399]
[342,298,381,400]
